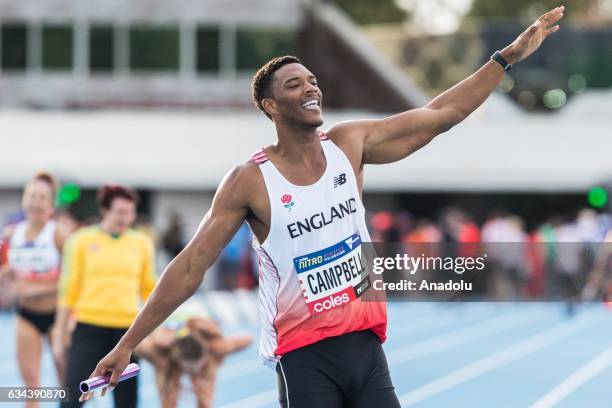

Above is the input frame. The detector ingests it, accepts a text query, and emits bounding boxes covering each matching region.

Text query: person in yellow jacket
[53,184,157,408]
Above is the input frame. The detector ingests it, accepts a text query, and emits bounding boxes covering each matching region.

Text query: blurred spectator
[162,211,186,258]
[404,218,441,244]
[3,185,612,301]
[480,213,530,299]
[0,172,72,406]
[135,215,160,247]
[216,223,253,290]
[56,210,80,235]
[583,229,612,302]
[135,303,251,408]
[370,211,397,242]
[54,184,157,408]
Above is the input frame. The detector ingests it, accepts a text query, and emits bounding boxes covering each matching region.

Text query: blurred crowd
[156,205,612,301]
[0,175,252,407]
[2,173,612,406]
[132,205,612,301]
[4,200,612,305]
[367,207,612,301]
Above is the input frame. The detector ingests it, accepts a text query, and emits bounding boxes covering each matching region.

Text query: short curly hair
[96,184,139,211]
[251,55,302,120]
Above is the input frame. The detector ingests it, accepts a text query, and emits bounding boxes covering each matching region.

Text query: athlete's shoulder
[215,159,265,209]
[325,120,371,143]
[249,147,269,165]
[227,157,266,187]
[323,124,368,170]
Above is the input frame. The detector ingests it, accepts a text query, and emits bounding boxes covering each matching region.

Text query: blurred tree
[469,0,612,100]
[468,0,600,21]
[331,0,408,24]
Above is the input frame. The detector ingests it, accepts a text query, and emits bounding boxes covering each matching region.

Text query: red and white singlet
[251,133,387,367]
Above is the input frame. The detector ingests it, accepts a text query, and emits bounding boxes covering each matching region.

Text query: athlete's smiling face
[266,63,323,128]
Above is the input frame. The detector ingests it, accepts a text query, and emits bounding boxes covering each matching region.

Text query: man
[83,6,564,407]
[135,308,251,408]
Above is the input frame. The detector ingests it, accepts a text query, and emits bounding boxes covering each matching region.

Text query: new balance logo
[344,235,359,249]
[333,173,346,188]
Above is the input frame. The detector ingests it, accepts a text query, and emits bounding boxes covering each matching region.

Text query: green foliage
[563,51,612,88]
[468,0,596,19]
[331,0,407,24]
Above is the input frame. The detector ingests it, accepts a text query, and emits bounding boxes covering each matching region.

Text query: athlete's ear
[262,98,279,118]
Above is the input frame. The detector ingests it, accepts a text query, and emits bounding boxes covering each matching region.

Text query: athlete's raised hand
[504,5,564,64]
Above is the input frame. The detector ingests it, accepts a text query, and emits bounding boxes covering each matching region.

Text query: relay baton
[79,363,140,393]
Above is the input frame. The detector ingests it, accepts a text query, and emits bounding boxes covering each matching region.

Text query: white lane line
[530,343,612,408]
[217,389,277,408]
[398,311,603,406]
[388,310,493,342]
[389,310,545,366]
[217,309,503,381]
[215,310,540,407]
[387,304,506,343]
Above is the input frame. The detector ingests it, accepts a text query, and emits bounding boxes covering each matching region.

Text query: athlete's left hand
[503,5,564,64]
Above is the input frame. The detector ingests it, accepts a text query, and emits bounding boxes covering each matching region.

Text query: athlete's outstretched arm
[79,164,252,401]
[332,6,564,165]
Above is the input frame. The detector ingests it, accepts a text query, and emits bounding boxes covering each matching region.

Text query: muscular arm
[115,166,251,351]
[330,6,564,165]
[81,164,258,400]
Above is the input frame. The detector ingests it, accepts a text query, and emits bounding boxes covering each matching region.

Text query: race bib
[293,233,371,315]
[8,246,59,278]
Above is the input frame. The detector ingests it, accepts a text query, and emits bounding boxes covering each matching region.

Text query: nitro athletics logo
[281,194,295,212]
